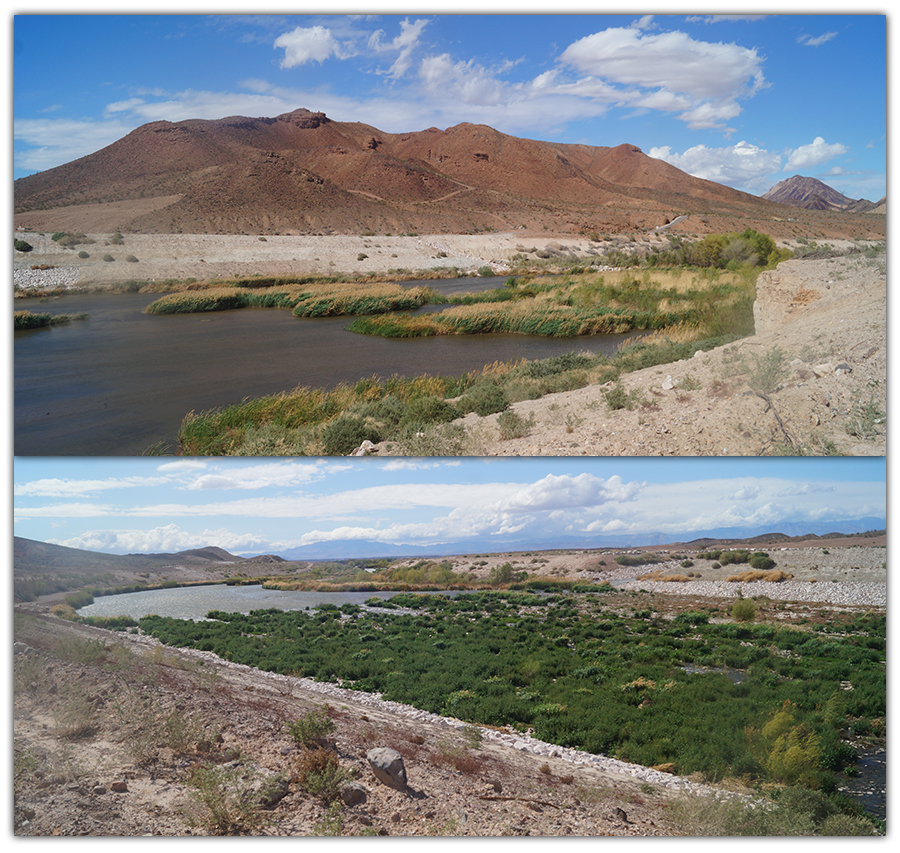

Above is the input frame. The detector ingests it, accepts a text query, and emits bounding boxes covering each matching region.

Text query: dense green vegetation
[132,590,884,808]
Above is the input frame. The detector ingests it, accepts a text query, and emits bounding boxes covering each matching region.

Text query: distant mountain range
[271,518,886,561]
[762,174,885,213]
[13,521,885,599]
[12,106,864,238]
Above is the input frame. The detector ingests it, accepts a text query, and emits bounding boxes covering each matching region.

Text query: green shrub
[293,747,353,802]
[750,553,776,570]
[284,709,336,748]
[14,239,32,252]
[731,598,757,622]
[320,416,381,456]
[102,254,115,262]
[77,251,89,259]
[398,395,459,428]
[457,382,509,416]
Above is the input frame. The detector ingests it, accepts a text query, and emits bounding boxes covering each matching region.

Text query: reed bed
[14,310,88,330]
[144,282,433,317]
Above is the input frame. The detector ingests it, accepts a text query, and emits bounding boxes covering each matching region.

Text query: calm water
[76,583,403,620]
[15,278,639,455]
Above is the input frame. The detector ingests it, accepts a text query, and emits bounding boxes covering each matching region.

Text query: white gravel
[616,578,886,607]
[14,266,81,290]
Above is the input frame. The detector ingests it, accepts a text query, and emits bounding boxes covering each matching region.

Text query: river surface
[76,583,404,620]
[15,277,640,455]
[79,582,886,818]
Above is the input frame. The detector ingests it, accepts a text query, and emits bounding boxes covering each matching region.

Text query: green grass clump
[14,310,88,330]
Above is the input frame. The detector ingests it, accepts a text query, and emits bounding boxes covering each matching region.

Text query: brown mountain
[14,107,799,236]
[761,174,877,212]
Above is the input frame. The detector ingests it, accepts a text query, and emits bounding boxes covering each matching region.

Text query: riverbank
[14,570,885,837]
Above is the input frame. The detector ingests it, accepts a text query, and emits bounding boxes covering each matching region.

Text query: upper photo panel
[13,13,886,457]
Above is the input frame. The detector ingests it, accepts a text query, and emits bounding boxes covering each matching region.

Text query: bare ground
[12,540,886,837]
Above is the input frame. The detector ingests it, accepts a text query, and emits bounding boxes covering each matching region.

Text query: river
[76,583,405,620]
[15,277,640,456]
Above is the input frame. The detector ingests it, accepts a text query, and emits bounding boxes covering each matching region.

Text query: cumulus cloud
[274,25,352,68]
[491,473,643,515]
[649,140,781,191]
[560,28,762,99]
[419,54,514,107]
[49,523,271,555]
[784,136,848,172]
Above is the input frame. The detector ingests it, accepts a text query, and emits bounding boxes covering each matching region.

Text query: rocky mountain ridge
[13,107,879,239]
[762,174,884,213]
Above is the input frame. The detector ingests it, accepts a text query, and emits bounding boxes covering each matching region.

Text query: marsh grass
[14,310,88,329]
[145,281,433,317]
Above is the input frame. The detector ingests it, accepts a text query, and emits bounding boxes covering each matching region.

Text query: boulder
[341,781,368,806]
[366,747,407,791]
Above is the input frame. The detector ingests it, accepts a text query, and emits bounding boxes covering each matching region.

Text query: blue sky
[10,4,887,201]
[12,456,886,557]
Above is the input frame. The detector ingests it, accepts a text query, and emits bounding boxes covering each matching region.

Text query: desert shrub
[603,380,643,411]
[731,598,757,622]
[398,395,459,428]
[284,708,336,748]
[51,231,94,247]
[750,553,776,570]
[14,239,32,252]
[102,254,115,262]
[457,381,509,416]
[77,251,89,258]
[125,254,139,263]
[292,747,353,802]
[747,346,790,394]
[497,409,534,440]
[185,764,280,834]
[109,231,125,245]
[320,415,381,456]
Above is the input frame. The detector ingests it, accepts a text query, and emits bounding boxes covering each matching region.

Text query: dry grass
[726,569,795,583]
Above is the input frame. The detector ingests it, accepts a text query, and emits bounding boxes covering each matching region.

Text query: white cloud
[418,54,511,107]
[182,461,332,491]
[13,116,138,174]
[649,140,781,192]
[560,27,766,103]
[784,136,848,172]
[491,474,642,515]
[14,476,170,498]
[50,523,270,555]
[273,25,352,68]
[798,32,838,47]
[369,17,430,79]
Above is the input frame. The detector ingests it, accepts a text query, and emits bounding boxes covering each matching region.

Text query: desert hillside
[13,108,884,242]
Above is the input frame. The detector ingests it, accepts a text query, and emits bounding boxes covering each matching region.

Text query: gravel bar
[617,578,886,607]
